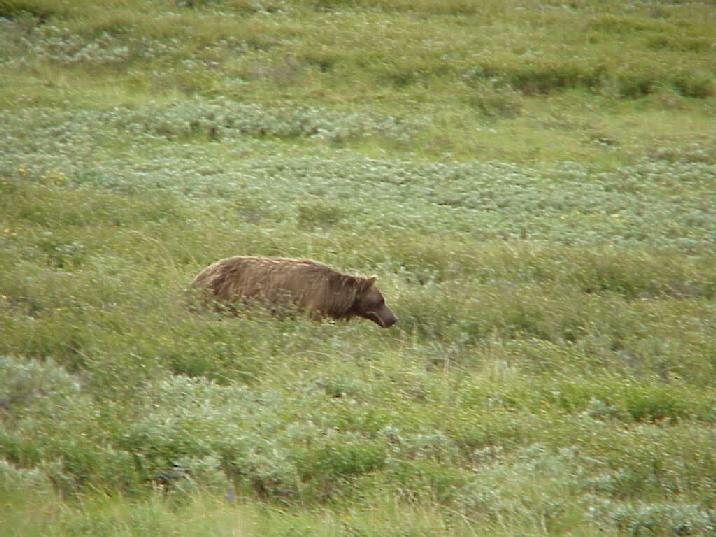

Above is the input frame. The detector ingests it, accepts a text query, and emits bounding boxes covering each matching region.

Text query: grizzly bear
[190,256,398,328]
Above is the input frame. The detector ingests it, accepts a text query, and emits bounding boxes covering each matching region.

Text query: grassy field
[1,1,715,535]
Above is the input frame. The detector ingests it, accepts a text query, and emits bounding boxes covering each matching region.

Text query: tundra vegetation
[1,1,715,536]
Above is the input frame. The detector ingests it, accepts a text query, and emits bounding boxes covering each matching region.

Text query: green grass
[1,1,715,535]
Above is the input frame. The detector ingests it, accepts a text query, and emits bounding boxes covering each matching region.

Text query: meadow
[1,1,715,535]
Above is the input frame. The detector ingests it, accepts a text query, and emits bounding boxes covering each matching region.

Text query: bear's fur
[190,256,398,328]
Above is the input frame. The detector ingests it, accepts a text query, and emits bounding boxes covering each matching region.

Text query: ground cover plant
[1,1,715,535]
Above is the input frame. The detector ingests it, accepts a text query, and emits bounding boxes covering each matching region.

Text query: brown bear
[190,256,398,328]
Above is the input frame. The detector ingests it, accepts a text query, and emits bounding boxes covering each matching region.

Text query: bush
[295,435,386,500]
[465,59,603,95]
[297,200,344,230]
[590,500,714,536]
[0,355,81,420]
[467,81,523,119]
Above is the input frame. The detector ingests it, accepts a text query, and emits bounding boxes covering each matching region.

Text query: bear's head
[351,277,398,328]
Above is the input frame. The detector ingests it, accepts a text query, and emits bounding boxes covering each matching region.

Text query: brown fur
[190,256,398,327]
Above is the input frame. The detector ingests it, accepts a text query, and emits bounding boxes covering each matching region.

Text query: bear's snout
[370,305,398,328]
[381,314,398,328]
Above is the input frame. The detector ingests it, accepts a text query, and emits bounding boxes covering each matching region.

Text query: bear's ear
[343,276,376,291]
[360,276,377,290]
[341,276,361,289]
